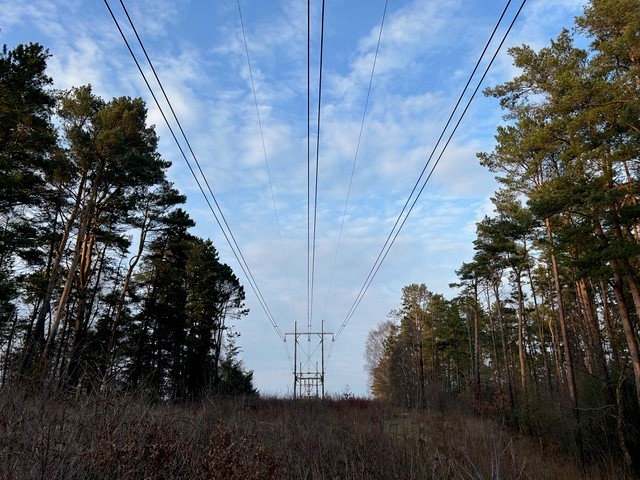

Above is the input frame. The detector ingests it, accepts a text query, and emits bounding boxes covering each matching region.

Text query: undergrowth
[0,386,632,479]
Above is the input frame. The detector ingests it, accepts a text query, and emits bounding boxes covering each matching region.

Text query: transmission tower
[285,321,333,398]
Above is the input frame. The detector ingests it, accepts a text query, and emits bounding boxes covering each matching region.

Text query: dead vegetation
[0,387,631,479]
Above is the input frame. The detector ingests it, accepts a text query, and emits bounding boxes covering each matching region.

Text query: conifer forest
[0,46,253,399]
[2,0,640,478]
[365,0,640,471]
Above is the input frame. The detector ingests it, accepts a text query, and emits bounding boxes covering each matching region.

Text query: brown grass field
[0,386,632,479]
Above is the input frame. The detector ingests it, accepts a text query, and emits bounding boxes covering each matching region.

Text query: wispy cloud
[0,0,585,396]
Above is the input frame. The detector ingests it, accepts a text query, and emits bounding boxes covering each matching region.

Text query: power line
[306,0,312,337]
[309,0,326,333]
[236,0,298,329]
[321,0,389,323]
[103,0,289,348]
[332,0,526,345]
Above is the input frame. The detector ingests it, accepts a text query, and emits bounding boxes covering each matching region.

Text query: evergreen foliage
[366,0,640,470]
[0,42,253,399]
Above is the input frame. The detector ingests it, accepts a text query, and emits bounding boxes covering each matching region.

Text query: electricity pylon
[285,321,333,399]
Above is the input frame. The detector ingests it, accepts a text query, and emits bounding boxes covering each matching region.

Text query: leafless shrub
[0,386,630,479]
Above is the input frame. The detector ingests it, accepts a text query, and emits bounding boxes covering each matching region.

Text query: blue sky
[2,0,585,396]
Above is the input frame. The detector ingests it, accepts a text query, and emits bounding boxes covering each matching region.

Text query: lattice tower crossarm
[285,325,333,399]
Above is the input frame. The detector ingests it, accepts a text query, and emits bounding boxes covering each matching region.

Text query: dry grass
[0,386,632,479]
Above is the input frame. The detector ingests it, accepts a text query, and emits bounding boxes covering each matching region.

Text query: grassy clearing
[0,387,631,479]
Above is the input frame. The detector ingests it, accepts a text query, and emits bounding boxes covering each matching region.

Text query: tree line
[366,0,640,468]
[0,42,254,400]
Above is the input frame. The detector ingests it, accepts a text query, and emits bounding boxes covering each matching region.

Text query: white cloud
[1,0,586,397]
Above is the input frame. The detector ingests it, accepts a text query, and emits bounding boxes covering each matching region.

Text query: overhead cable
[309,0,327,333]
[104,0,288,349]
[333,0,526,344]
[236,0,298,329]
[320,0,389,324]
[306,0,312,336]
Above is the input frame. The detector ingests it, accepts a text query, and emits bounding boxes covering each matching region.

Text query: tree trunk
[41,202,91,366]
[598,279,621,368]
[472,280,481,404]
[2,309,19,386]
[593,219,640,408]
[610,268,640,409]
[110,209,151,357]
[545,217,583,462]
[546,218,579,408]
[514,269,527,392]
[67,232,101,390]
[493,278,514,409]
[543,268,564,392]
[484,284,503,393]
[527,264,553,392]
[575,277,614,405]
[21,176,86,375]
